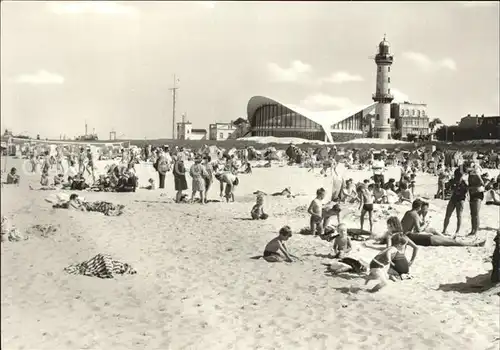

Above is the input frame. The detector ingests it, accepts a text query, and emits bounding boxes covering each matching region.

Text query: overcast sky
[1,1,499,139]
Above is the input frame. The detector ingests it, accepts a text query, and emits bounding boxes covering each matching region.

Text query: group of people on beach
[260,153,498,292]
[153,145,240,203]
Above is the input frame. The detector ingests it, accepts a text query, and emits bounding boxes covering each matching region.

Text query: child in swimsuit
[365,233,408,292]
[6,167,20,185]
[398,182,413,204]
[262,226,299,263]
[359,183,374,233]
[308,188,326,235]
[251,195,268,220]
[40,169,49,186]
[330,223,352,259]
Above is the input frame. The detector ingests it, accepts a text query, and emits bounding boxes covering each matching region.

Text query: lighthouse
[372,35,394,139]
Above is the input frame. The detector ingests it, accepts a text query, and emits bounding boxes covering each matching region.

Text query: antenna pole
[169,74,179,140]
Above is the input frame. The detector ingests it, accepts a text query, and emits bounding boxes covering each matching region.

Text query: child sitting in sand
[141,178,156,190]
[251,195,268,220]
[6,167,20,185]
[263,226,299,263]
[53,173,64,186]
[398,182,413,204]
[40,169,50,186]
[373,183,388,204]
[320,161,331,177]
[365,233,408,292]
[330,223,352,259]
[308,188,326,235]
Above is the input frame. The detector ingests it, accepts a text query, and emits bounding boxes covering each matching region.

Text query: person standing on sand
[372,153,386,186]
[442,168,468,237]
[467,162,485,236]
[203,156,214,203]
[155,153,170,189]
[78,147,86,174]
[359,183,374,233]
[173,158,188,203]
[189,156,208,204]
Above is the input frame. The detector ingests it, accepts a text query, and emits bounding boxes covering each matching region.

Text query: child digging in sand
[251,195,269,220]
[365,233,408,292]
[308,188,326,235]
[263,226,299,263]
[330,223,352,259]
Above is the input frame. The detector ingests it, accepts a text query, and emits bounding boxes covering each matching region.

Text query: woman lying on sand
[263,226,300,263]
[52,194,125,216]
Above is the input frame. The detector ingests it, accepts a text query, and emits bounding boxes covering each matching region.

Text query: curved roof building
[247,96,377,143]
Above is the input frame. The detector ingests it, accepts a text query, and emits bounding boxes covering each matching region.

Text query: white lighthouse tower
[372,35,394,139]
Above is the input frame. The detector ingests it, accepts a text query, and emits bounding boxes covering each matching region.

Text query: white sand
[1,158,499,350]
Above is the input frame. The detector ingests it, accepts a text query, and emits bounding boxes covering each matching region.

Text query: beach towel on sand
[64,253,136,279]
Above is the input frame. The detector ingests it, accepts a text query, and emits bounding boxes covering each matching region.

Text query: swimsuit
[362,204,374,212]
[407,233,432,247]
[391,251,409,275]
[263,251,281,258]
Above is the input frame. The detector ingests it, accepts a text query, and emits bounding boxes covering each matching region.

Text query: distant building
[391,102,429,139]
[209,122,237,140]
[459,114,500,128]
[177,121,207,140]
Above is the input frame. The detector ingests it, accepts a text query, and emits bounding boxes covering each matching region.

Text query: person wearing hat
[189,155,208,203]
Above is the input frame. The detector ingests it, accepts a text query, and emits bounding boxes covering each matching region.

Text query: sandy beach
[1,157,499,350]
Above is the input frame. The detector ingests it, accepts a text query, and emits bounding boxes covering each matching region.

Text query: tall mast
[169,74,180,139]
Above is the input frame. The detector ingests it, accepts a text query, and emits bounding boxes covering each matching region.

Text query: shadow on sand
[332,286,364,294]
[437,273,500,295]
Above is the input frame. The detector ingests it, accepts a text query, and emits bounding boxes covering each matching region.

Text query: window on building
[416,110,420,117]
[388,67,391,72]
[412,110,415,116]
[387,118,390,124]
[378,66,381,72]
[219,132,223,139]
[376,114,380,121]
[388,77,391,83]
[388,88,391,94]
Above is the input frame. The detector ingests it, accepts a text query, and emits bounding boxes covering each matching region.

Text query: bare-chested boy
[308,187,326,235]
[263,226,299,263]
[359,183,374,233]
[330,223,352,259]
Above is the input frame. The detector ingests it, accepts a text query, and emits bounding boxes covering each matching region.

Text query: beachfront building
[459,114,500,128]
[391,102,429,139]
[247,95,377,143]
[209,122,237,140]
[177,121,207,140]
